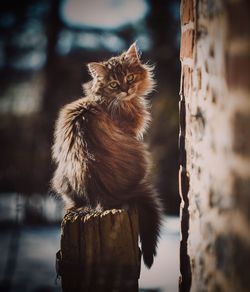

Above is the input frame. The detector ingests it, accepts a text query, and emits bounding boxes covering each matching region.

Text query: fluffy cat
[51,43,163,268]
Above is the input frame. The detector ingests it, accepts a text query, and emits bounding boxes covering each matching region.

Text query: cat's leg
[51,168,87,209]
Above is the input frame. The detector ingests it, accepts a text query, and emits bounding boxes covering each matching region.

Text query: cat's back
[52,96,101,163]
[58,96,98,123]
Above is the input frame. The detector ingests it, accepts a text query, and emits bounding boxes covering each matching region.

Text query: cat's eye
[127,74,134,83]
[109,81,119,89]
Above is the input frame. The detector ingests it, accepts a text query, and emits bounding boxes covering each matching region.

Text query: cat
[51,43,163,268]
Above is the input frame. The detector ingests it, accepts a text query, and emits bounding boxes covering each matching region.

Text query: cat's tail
[131,182,163,269]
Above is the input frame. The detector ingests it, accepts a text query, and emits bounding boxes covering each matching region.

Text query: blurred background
[0,0,180,291]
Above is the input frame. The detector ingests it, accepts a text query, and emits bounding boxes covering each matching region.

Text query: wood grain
[58,208,141,292]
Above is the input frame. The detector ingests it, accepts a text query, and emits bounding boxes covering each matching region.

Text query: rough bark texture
[179,0,250,291]
[58,208,140,292]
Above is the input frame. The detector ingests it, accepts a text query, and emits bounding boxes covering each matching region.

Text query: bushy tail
[132,183,163,268]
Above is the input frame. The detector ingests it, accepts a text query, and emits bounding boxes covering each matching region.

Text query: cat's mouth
[122,94,136,101]
[117,89,136,101]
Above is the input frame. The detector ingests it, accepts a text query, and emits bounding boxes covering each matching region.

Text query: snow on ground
[0,226,61,291]
[0,216,179,292]
[139,216,180,292]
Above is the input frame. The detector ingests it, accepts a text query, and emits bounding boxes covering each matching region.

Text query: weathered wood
[57,208,141,292]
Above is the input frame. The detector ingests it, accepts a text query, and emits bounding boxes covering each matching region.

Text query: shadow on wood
[56,208,141,292]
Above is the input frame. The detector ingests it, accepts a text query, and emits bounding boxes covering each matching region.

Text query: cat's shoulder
[59,96,100,118]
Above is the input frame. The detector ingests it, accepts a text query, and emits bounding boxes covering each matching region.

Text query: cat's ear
[125,42,140,62]
[87,62,106,78]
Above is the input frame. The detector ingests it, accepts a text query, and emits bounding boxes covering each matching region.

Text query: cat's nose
[120,84,129,94]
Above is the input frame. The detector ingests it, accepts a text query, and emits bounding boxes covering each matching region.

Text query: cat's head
[86,43,155,102]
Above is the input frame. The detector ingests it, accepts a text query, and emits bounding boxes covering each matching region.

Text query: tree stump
[56,208,141,292]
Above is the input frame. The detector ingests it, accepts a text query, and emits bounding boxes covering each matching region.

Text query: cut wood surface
[57,208,141,292]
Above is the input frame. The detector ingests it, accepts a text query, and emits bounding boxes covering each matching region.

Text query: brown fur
[51,43,163,268]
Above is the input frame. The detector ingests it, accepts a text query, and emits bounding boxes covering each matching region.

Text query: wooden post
[56,208,141,292]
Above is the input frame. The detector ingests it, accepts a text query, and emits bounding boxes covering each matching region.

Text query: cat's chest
[93,102,147,139]
[114,115,136,135]
[112,108,145,137]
